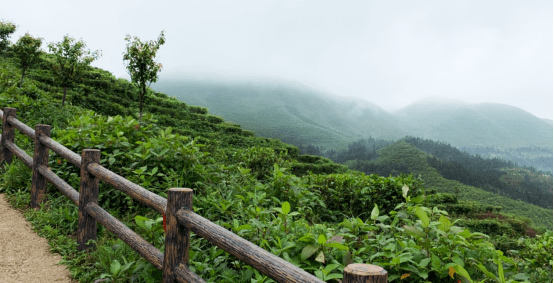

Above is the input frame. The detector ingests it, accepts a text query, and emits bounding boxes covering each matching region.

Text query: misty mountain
[542,118,553,126]
[153,79,406,150]
[393,96,553,150]
[153,80,552,153]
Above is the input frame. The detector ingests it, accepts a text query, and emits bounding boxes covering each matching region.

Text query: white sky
[3,0,553,119]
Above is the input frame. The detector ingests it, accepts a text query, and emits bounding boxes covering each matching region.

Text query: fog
[3,0,552,119]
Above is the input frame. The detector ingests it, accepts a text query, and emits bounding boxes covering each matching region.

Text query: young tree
[0,20,17,52]
[13,33,43,87]
[48,35,101,107]
[123,31,165,122]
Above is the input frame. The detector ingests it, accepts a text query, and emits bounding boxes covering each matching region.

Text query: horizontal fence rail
[0,107,388,283]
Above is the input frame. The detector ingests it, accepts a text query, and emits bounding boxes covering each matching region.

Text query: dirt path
[0,193,75,283]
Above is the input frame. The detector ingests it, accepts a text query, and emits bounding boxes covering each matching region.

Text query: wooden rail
[0,107,388,283]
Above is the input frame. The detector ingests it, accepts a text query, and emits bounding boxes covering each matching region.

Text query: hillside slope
[152,79,405,150]
[352,141,552,229]
[393,96,553,149]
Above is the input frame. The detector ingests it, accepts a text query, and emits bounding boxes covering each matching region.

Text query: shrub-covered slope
[0,45,552,283]
[350,140,552,229]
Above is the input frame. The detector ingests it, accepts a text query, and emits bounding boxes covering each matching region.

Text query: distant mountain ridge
[153,79,552,151]
[153,79,406,150]
[394,96,553,149]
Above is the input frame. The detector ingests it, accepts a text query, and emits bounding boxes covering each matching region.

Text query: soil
[0,193,75,283]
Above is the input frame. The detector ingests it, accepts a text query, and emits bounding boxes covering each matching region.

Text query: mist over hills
[153,79,552,154]
[394,96,553,149]
[153,79,406,150]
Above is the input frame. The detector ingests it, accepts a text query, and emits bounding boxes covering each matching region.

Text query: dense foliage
[0,28,552,283]
[13,32,42,87]
[47,35,101,106]
[123,31,165,122]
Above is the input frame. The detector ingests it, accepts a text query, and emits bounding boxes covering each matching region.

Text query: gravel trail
[0,193,75,283]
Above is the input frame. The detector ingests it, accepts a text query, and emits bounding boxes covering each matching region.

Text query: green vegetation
[123,31,165,122]
[0,20,16,52]
[47,35,101,107]
[13,32,43,87]
[347,140,552,230]
[0,26,552,283]
[152,80,405,151]
[459,145,553,174]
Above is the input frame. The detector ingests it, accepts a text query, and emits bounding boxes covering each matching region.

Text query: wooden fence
[0,107,388,283]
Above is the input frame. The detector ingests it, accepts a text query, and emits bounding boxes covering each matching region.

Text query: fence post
[31,124,51,210]
[163,188,193,283]
[77,149,100,251]
[343,264,387,283]
[0,107,16,168]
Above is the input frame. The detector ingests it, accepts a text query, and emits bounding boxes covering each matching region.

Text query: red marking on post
[163,211,166,233]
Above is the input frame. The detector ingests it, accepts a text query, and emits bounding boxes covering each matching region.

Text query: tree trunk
[139,92,144,122]
[62,86,68,107]
[19,69,26,88]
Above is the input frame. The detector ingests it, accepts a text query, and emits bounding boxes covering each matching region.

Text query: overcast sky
[3,0,553,119]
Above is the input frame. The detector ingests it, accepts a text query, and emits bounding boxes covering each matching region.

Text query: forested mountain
[458,145,553,173]
[393,96,553,149]
[346,140,552,228]
[153,81,552,170]
[309,136,553,210]
[152,79,406,150]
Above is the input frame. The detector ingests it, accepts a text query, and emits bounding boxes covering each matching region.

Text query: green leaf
[317,234,327,244]
[110,259,121,275]
[431,253,441,271]
[236,224,252,232]
[453,265,472,282]
[475,264,497,280]
[438,215,452,232]
[323,242,349,251]
[341,219,353,230]
[120,261,134,273]
[460,228,472,239]
[371,204,379,220]
[135,215,148,229]
[324,273,343,280]
[513,273,530,281]
[414,207,430,228]
[281,201,290,215]
[419,258,431,267]
[297,233,315,243]
[404,225,424,238]
[301,245,319,260]
[323,263,340,274]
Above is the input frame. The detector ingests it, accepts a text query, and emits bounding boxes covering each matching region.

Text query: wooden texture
[7,115,35,139]
[37,165,79,206]
[1,107,16,167]
[3,140,32,168]
[87,162,167,214]
[31,125,51,209]
[78,149,100,251]
[174,263,206,283]
[163,188,192,283]
[343,264,387,283]
[176,210,325,283]
[37,135,81,168]
[84,202,164,269]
